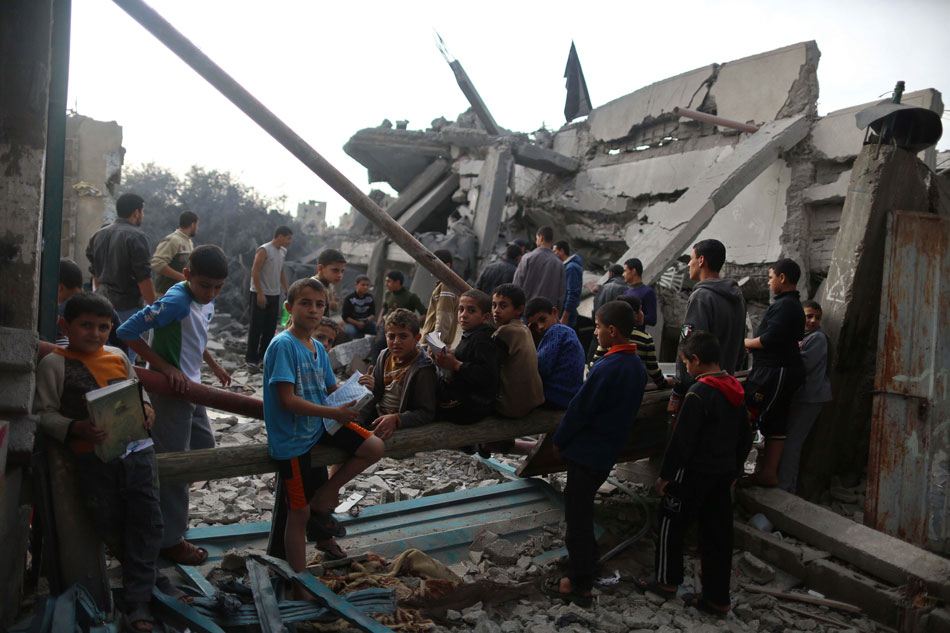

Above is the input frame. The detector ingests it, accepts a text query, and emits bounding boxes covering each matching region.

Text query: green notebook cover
[84,379,148,462]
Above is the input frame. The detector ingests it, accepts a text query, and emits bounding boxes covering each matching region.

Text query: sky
[68,0,950,225]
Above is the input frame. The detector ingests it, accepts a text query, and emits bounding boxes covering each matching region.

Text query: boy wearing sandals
[544,301,647,606]
[117,245,232,567]
[643,331,752,615]
[263,278,384,574]
[34,293,163,631]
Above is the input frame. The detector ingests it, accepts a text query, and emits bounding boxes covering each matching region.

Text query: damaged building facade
[340,41,943,351]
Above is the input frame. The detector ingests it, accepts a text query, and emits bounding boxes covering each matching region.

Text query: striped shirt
[590,329,667,388]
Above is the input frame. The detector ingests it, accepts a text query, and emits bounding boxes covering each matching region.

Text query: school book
[323,371,373,435]
[425,332,446,353]
[84,379,148,462]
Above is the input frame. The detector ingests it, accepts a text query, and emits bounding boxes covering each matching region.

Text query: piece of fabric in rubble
[309,549,462,632]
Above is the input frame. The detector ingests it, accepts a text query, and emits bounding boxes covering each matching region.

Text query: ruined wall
[63,114,124,283]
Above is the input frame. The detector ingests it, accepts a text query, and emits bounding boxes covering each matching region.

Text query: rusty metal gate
[866,210,950,553]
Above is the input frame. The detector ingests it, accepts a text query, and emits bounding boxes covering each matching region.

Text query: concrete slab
[738,486,950,604]
[694,159,791,264]
[587,65,716,142]
[810,89,943,166]
[350,159,452,234]
[709,41,817,125]
[581,145,731,198]
[472,145,514,259]
[398,173,460,234]
[612,114,810,284]
[803,170,850,204]
[512,165,542,197]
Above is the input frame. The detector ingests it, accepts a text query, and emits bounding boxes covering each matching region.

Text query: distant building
[297,200,327,235]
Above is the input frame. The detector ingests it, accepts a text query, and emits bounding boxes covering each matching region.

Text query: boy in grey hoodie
[669,239,747,417]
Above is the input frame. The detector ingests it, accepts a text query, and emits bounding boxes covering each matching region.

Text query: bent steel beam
[111,0,469,295]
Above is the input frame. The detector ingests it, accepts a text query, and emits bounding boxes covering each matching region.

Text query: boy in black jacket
[640,331,751,615]
[743,258,806,486]
[432,289,499,424]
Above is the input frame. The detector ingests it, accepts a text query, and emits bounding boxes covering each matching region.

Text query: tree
[119,164,309,321]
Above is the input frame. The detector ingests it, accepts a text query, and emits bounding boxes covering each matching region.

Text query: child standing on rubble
[543,300,646,606]
[641,331,752,615]
[263,278,384,576]
[117,245,231,567]
[34,292,169,632]
[357,308,437,439]
[432,289,499,425]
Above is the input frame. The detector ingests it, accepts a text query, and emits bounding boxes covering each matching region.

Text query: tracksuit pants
[655,471,734,607]
[563,460,609,592]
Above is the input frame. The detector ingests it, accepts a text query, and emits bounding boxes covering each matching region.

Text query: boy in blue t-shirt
[117,245,231,566]
[263,277,384,575]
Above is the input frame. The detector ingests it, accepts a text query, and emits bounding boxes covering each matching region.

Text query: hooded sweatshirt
[673,278,747,397]
[660,372,752,481]
[357,347,437,429]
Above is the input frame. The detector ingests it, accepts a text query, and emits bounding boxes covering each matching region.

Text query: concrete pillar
[472,143,514,260]
[798,145,931,498]
[0,0,53,624]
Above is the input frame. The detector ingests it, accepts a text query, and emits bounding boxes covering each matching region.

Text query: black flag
[564,42,592,122]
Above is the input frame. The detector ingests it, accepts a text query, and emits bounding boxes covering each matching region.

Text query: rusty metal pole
[38,341,264,418]
[112,0,470,295]
[672,106,759,133]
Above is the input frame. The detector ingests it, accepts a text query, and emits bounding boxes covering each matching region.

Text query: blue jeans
[344,320,377,340]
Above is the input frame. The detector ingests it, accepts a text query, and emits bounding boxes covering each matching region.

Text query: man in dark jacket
[742,258,806,486]
[554,241,583,328]
[513,226,566,311]
[669,239,747,417]
[593,264,628,314]
[475,244,521,294]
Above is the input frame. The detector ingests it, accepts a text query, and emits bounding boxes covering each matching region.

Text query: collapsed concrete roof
[342,40,943,300]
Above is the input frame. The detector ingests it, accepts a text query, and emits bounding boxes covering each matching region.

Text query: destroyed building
[339,41,943,353]
[3,3,950,629]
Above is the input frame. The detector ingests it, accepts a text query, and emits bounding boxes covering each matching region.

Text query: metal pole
[112,0,470,295]
[672,106,759,133]
[38,0,71,341]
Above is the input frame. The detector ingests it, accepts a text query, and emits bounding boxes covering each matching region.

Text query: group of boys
[39,196,830,626]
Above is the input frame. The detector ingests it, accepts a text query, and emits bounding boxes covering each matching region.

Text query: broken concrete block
[736,551,776,584]
[472,144,514,259]
[483,538,518,565]
[709,41,819,125]
[220,549,247,571]
[469,529,499,552]
[327,336,373,371]
[587,65,716,143]
[616,114,810,284]
[0,327,36,372]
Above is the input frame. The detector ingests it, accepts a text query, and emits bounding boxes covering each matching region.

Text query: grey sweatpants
[76,448,163,604]
[777,402,824,493]
[150,392,215,548]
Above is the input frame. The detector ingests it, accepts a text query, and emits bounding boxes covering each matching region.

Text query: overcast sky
[68,0,950,225]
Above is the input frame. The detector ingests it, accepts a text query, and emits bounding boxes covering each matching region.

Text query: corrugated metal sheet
[866,210,950,553]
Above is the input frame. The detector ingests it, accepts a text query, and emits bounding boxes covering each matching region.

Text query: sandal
[123,603,154,633]
[317,537,347,561]
[682,592,730,616]
[159,539,209,566]
[540,575,593,608]
[307,511,346,539]
[634,575,677,600]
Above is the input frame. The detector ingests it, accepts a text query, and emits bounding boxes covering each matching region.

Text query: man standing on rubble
[668,239,747,418]
[514,226,566,311]
[151,210,198,299]
[554,240,583,328]
[623,258,657,332]
[85,192,155,363]
[474,243,522,294]
[245,226,292,370]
